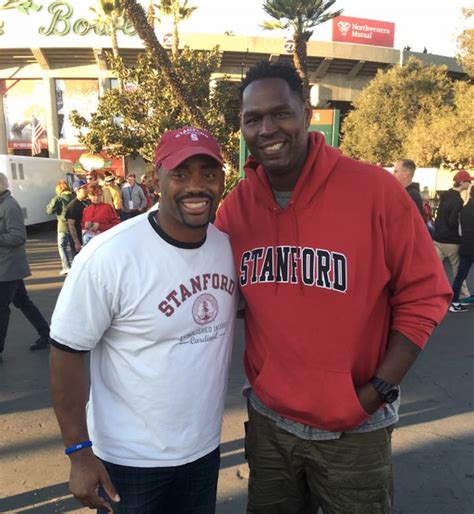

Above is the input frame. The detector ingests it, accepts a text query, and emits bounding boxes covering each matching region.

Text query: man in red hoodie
[215,62,452,513]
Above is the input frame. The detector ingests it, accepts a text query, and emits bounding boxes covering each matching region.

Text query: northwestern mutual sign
[332,16,395,48]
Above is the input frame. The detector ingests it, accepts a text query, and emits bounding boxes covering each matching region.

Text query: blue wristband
[64,440,93,455]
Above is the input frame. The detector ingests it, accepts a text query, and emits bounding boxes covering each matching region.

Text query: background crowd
[46,171,157,275]
[394,161,474,312]
[46,162,474,313]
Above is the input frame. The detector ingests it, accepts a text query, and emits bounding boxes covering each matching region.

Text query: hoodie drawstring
[271,202,304,296]
[289,202,305,295]
[273,207,280,295]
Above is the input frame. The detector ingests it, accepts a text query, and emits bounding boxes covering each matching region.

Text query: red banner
[332,16,395,48]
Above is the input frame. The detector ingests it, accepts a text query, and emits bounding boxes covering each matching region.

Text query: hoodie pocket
[253,365,370,432]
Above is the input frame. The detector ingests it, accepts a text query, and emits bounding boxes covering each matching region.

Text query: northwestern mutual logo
[332,16,395,48]
[337,21,351,37]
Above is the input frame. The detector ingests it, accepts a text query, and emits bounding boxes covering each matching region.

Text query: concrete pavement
[0,226,473,514]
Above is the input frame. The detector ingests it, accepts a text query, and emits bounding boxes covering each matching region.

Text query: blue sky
[179,0,469,58]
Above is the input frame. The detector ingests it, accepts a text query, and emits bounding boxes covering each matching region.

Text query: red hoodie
[215,133,451,431]
[82,202,120,232]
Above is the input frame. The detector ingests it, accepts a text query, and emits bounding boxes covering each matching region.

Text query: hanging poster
[1,79,48,150]
[56,79,99,141]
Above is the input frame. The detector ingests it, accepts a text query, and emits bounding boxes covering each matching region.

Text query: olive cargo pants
[246,405,393,514]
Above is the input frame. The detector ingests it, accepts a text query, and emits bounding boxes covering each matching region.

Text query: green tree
[69,48,240,177]
[154,0,197,55]
[456,7,474,77]
[340,58,453,165]
[261,0,342,99]
[400,108,445,168]
[405,81,474,168]
[120,0,239,173]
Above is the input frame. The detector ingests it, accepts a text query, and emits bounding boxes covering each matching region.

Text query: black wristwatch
[369,376,399,404]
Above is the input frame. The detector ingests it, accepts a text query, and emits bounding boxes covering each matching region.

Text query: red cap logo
[154,127,223,170]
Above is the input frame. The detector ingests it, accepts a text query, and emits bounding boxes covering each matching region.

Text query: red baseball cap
[154,127,223,170]
[453,170,473,183]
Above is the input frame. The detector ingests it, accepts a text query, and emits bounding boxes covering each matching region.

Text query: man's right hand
[69,450,120,513]
[74,241,82,252]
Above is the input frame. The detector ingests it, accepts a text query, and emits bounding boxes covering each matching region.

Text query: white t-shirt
[50,213,238,467]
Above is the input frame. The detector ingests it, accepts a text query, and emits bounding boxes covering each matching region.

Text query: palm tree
[90,0,124,60]
[120,0,239,172]
[261,0,343,100]
[154,0,197,55]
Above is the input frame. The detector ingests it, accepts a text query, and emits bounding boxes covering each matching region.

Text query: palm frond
[155,0,197,20]
[260,19,287,31]
[262,0,343,36]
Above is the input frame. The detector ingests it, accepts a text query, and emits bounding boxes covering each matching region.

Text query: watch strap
[369,376,397,394]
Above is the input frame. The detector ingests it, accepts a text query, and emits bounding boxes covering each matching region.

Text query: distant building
[0,1,466,175]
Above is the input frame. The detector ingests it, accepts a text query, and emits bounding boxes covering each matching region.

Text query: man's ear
[153,167,161,193]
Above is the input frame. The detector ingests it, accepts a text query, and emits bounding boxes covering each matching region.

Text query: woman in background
[81,183,120,245]
[46,180,75,275]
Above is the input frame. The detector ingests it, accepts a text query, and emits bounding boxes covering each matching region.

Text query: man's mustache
[176,193,214,202]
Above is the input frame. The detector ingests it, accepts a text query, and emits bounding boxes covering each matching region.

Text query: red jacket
[215,132,451,431]
[82,202,120,232]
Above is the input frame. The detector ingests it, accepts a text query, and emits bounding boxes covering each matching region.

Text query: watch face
[383,388,399,404]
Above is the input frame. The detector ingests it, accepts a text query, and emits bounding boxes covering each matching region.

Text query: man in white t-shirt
[49,127,238,514]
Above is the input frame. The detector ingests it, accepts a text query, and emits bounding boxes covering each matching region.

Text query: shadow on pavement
[392,432,474,513]
[221,438,246,470]
[24,276,66,286]
[0,433,61,460]
[217,490,247,513]
[0,482,83,513]
[1,488,250,514]
[0,392,52,416]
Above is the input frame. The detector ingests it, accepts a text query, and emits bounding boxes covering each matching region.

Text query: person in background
[115,176,125,190]
[449,185,474,312]
[139,173,152,210]
[85,171,98,185]
[434,169,473,302]
[421,191,435,237]
[104,172,121,195]
[46,180,75,275]
[393,159,424,217]
[81,183,120,245]
[0,172,50,358]
[120,173,147,220]
[49,127,237,513]
[65,180,90,254]
[102,173,122,215]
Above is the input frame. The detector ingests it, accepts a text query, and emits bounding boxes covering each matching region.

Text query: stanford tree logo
[192,294,218,325]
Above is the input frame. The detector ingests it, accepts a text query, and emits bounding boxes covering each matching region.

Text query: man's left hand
[356,383,382,415]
